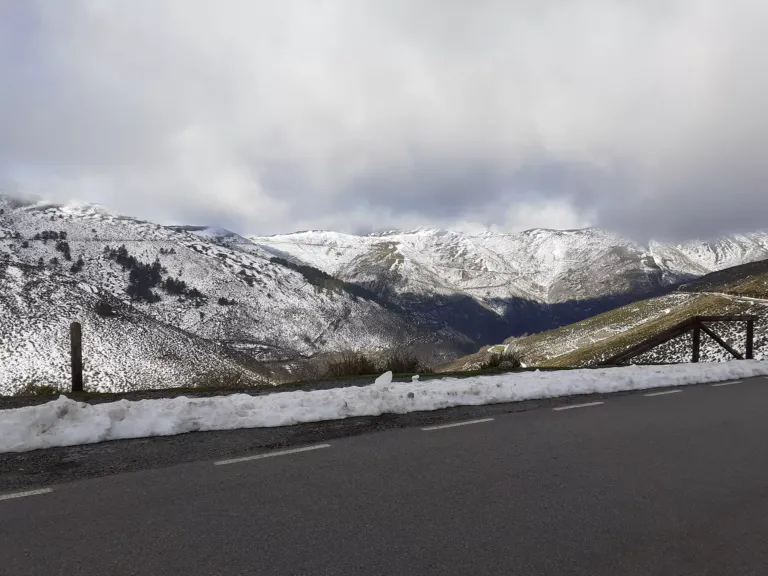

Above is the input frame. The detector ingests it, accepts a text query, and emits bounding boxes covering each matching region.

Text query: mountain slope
[2,196,472,393]
[678,259,768,298]
[441,259,768,371]
[0,196,427,359]
[3,193,768,394]
[253,228,670,303]
[0,259,270,395]
[253,228,768,304]
[251,227,768,346]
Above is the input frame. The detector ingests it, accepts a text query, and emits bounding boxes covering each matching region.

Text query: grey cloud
[336,158,609,226]
[1,0,768,240]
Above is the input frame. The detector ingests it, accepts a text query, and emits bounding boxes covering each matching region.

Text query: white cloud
[2,0,768,238]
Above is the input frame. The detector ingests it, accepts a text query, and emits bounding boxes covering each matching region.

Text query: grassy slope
[543,294,755,367]
[710,273,768,299]
[438,264,768,372]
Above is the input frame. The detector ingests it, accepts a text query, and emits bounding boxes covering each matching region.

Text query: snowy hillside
[1,195,453,394]
[0,260,268,395]
[251,227,768,346]
[252,228,768,306]
[3,192,767,395]
[673,235,768,272]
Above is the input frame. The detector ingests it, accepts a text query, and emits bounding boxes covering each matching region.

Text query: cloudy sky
[1,1,767,240]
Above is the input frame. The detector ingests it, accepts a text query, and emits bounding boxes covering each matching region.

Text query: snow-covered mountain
[0,196,450,393]
[250,227,768,341]
[2,192,767,394]
[253,228,768,305]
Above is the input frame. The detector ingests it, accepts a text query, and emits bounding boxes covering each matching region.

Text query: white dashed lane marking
[421,418,495,431]
[0,488,53,502]
[711,381,742,387]
[214,444,331,466]
[645,390,683,397]
[553,402,604,411]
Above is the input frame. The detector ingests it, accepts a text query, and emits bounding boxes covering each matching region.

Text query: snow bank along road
[2,361,768,453]
[2,375,768,576]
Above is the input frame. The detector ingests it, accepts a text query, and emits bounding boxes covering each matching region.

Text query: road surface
[2,376,768,575]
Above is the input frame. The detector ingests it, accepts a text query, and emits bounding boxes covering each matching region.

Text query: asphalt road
[2,376,768,576]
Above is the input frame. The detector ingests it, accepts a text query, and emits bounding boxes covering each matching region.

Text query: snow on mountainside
[0,260,267,395]
[251,229,768,307]
[251,228,768,319]
[252,228,768,307]
[2,193,767,395]
[441,293,768,373]
[251,227,768,353]
[0,195,440,394]
[674,234,768,271]
[452,250,768,372]
[649,234,768,279]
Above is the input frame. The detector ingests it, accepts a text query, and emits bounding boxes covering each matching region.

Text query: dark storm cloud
[1,0,768,238]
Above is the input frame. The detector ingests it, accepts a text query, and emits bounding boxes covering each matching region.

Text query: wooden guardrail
[600,315,757,366]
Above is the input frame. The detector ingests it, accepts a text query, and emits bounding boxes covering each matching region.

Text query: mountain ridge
[250,227,768,304]
[3,193,768,393]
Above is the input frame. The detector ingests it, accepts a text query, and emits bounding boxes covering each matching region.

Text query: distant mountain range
[251,226,768,344]
[2,193,767,393]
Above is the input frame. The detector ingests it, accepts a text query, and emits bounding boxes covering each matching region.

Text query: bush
[105,245,166,303]
[56,240,72,261]
[70,256,85,274]
[95,300,118,317]
[163,276,189,295]
[191,370,268,390]
[218,297,237,306]
[162,276,205,300]
[127,263,163,303]
[381,349,426,374]
[187,287,206,299]
[17,383,62,397]
[479,348,523,371]
[34,230,62,243]
[324,352,379,378]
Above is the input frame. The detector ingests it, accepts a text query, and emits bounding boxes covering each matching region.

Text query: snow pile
[3,362,768,453]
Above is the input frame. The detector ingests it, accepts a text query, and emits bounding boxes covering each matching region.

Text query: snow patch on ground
[6,266,22,279]
[2,362,767,453]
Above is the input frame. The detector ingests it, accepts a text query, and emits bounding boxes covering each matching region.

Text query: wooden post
[71,322,83,393]
[746,319,754,360]
[692,323,701,363]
